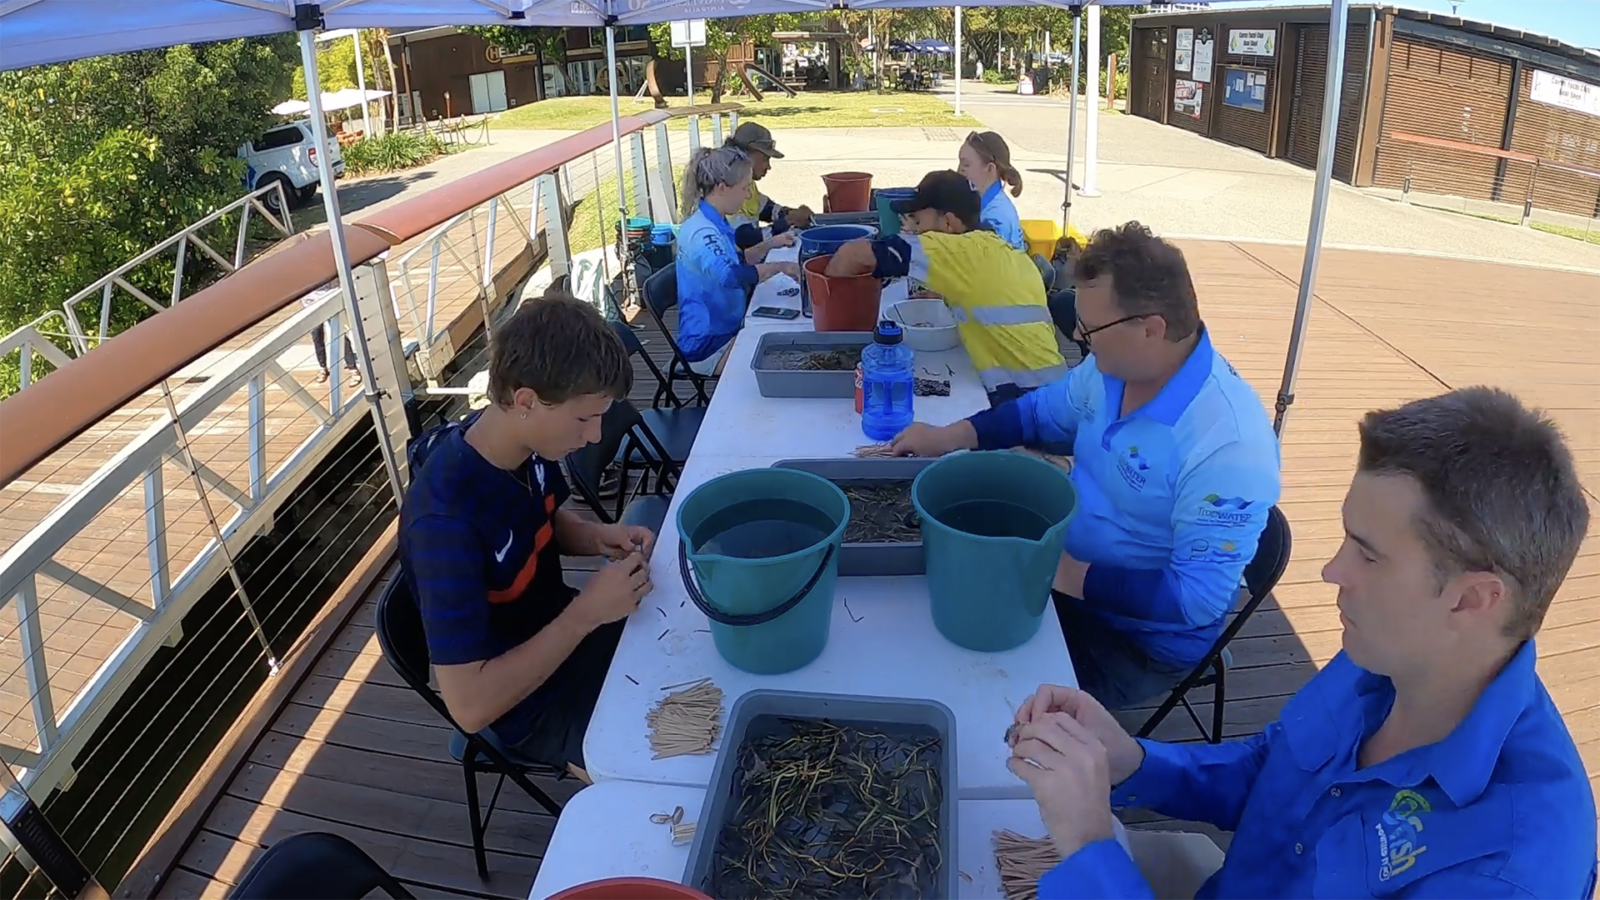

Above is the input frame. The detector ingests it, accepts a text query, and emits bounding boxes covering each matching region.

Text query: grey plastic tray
[683,689,959,900]
[811,210,880,228]
[750,331,872,398]
[773,457,934,576]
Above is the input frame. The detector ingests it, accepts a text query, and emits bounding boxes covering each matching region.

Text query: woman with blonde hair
[957,130,1027,251]
[675,145,798,376]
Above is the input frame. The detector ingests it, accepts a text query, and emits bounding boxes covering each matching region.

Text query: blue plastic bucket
[874,188,917,237]
[650,223,677,246]
[913,452,1078,652]
[677,468,851,674]
[798,224,877,258]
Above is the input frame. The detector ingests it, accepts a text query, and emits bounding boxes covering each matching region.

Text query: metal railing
[0,182,296,395]
[0,102,738,896]
[1383,131,1600,236]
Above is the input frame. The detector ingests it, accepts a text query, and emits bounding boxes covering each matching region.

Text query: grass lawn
[1464,211,1600,246]
[565,165,684,255]
[495,89,980,132]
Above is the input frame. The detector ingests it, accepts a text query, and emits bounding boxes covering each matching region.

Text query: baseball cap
[729,122,783,159]
[889,170,981,224]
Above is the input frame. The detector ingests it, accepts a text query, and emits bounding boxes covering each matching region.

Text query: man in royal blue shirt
[1009,387,1597,899]
[400,293,657,781]
[891,222,1281,709]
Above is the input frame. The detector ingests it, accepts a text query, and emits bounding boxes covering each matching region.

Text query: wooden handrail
[0,228,390,488]
[1386,130,1539,164]
[0,104,745,489]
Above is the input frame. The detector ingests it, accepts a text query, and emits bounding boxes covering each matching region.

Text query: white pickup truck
[240,119,346,215]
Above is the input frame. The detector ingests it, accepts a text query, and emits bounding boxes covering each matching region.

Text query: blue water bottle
[860,320,916,441]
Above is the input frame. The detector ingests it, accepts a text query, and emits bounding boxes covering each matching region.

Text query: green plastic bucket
[677,468,850,674]
[912,451,1077,652]
[875,188,916,237]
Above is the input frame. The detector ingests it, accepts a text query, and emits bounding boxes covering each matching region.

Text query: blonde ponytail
[679,145,753,221]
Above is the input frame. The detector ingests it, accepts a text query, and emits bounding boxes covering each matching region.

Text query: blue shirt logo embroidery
[1117,445,1150,490]
[1198,493,1257,527]
[1376,789,1431,881]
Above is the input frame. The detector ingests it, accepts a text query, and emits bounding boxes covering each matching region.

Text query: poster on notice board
[1175,28,1194,72]
[1193,28,1215,83]
[1174,79,1204,119]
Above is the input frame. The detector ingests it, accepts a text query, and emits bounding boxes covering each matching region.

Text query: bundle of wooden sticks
[993,830,1063,900]
[645,677,724,759]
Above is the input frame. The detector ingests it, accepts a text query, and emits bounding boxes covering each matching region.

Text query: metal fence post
[539,174,573,281]
[351,260,416,490]
[630,132,651,220]
[654,122,678,223]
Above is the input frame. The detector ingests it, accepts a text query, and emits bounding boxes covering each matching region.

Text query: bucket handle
[678,540,836,628]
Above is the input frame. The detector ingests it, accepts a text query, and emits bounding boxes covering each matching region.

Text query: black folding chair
[374,577,565,880]
[1137,506,1293,744]
[565,397,681,525]
[609,319,705,465]
[641,264,712,407]
[228,832,413,899]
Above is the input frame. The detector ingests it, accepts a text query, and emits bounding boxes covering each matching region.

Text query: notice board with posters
[1175,28,1194,73]
[1174,78,1205,119]
[1222,66,1268,112]
[1192,28,1215,83]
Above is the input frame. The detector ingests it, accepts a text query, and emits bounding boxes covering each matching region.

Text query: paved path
[935,84,1600,271]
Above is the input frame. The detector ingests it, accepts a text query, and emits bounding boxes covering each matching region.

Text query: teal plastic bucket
[875,188,917,236]
[912,452,1077,652]
[677,468,851,674]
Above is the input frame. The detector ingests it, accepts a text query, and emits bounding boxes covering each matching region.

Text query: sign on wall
[1174,78,1205,119]
[1175,28,1194,73]
[1228,29,1276,57]
[1192,28,1215,83]
[1222,66,1268,112]
[1530,70,1600,119]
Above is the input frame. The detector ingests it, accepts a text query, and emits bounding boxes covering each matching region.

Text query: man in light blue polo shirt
[1008,387,1597,900]
[891,222,1280,709]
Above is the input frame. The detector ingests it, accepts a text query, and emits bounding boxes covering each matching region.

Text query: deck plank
[152,240,1600,896]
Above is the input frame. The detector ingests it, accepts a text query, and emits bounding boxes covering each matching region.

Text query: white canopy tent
[0,0,1350,442]
[272,87,391,116]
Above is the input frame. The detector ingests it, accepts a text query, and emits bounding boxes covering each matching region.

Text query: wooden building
[1129,5,1600,217]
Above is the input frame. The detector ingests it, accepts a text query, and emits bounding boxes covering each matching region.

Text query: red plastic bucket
[821,172,874,212]
[546,877,712,900]
[804,255,882,332]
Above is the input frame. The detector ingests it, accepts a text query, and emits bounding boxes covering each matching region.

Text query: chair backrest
[564,398,650,516]
[374,574,459,727]
[643,262,679,319]
[1242,505,1293,604]
[229,832,414,900]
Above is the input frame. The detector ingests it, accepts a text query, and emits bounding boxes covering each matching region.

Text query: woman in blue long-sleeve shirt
[958,130,1027,252]
[675,145,798,376]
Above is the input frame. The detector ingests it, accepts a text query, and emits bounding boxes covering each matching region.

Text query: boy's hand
[770,232,797,249]
[571,552,651,630]
[789,206,814,228]
[595,523,655,562]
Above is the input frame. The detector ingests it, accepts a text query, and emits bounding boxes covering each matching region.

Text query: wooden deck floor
[158,240,1600,898]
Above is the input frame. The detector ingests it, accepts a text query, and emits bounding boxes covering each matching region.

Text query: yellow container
[1021,219,1089,259]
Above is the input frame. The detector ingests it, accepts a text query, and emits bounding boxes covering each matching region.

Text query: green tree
[0,36,299,395]
[461,25,566,102]
[648,16,802,103]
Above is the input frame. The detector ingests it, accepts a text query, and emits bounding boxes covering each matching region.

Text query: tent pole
[1062,6,1081,234]
[1082,2,1100,197]
[605,25,629,294]
[954,7,963,117]
[298,29,406,508]
[1274,0,1349,438]
[353,29,372,138]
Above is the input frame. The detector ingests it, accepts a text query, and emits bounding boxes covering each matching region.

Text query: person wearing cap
[824,170,1066,408]
[958,131,1027,252]
[724,122,813,250]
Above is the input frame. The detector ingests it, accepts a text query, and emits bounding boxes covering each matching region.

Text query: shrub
[342,131,450,176]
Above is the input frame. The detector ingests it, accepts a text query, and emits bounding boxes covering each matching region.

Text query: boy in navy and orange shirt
[399,293,655,779]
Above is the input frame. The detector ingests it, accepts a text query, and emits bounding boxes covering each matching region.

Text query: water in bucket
[678,469,850,674]
[939,500,1054,541]
[912,452,1077,652]
[694,498,836,559]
